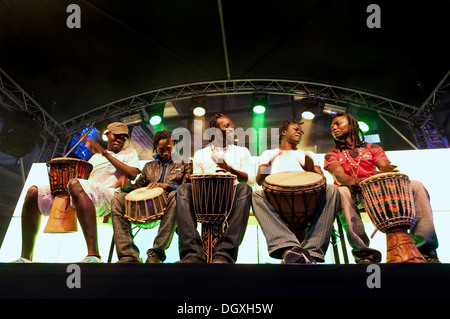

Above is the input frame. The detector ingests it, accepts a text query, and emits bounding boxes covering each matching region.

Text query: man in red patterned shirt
[324,113,440,263]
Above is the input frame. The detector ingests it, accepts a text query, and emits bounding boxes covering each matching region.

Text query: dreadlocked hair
[333,113,366,149]
[209,113,225,128]
[153,130,173,152]
[278,119,304,143]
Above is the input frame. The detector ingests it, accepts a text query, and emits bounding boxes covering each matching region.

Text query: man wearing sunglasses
[13,122,140,263]
[111,130,191,263]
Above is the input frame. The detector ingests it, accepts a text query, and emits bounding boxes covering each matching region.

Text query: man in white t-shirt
[176,113,255,263]
[13,122,140,263]
[252,119,340,264]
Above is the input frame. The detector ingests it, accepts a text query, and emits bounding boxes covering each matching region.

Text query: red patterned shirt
[324,143,390,184]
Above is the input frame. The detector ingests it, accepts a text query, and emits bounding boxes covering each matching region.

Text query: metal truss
[0,68,65,140]
[61,78,420,134]
[0,68,71,162]
[1,70,448,162]
[411,70,450,149]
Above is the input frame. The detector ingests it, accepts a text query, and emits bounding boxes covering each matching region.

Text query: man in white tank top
[252,119,340,264]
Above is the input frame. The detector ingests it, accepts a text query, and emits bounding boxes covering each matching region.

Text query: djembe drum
[359,172,425,263]
[191,173,237,263]
[124,187,167,229]
[262,171,326,241]
[44,157,93,233]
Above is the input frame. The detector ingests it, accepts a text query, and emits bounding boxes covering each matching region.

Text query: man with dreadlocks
[111,130,191,263]
[252,119,340,264]
[324,113,440,263]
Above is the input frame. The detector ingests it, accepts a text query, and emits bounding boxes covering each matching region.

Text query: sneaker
[176,256,206,263]
[422,252,441,263]
[146,251,162,263]
[281,247,316,264]
[11,257,32,263]
[79,255,102,263]
[212,255,230,264]
[356,257,376,264]
[116,257,143,263]
[355,252,382,264]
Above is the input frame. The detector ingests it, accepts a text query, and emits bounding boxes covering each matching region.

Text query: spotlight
[323,104,346,116]
[252,93,268,114]
[357,108,378,134]
[145,103,165,127]
[302,110,315,120]
[150,115,162,126]
[193,106,206,117]
[358,121,370,132]
[253,105,266,114]
[192,96,207,117]
[301,98,324,121]
[120,112,143,126]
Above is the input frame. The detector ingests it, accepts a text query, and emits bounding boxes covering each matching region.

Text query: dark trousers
[176,182,252,263]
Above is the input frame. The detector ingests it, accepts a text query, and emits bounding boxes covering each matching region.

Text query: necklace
[342,147,362,177]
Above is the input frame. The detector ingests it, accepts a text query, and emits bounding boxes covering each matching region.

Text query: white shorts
[37,179,116,218]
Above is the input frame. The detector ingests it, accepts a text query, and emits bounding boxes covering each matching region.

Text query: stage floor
[1,263,449,299]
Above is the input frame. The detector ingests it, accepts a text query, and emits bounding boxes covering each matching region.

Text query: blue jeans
[252,184,340,262]
[339,180,439,260]
[111,190,177,261]
[176,182,252,263]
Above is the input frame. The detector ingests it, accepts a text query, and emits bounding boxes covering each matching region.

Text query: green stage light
[252,93,268,115]
[150,115,162,126]
[253,104,266,114]
[358,121,369,133]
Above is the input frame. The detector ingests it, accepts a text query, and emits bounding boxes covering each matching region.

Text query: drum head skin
[264,171,325,190]
[47,157,91,165]
[125,187,166,229]
[126,187,164,201]
[359,172,409,187]
[191,172,237,179]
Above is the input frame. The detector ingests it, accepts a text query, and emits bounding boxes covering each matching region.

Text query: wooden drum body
[44,157,93,233]
[360,172,425,263]
[125,187,167,229]
[191,173,237,263]
[262,171,326,240]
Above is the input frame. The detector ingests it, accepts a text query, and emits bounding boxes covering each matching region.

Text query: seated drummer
[111,130,191,263]
[324,113,440,263]
[252,119,340,264]
[13,122,140,263]
[176,113,255,263]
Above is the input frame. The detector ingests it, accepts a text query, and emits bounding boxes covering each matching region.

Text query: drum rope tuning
[360,172,425,263]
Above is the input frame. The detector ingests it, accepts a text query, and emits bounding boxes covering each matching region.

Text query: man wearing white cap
[13,122,140,263]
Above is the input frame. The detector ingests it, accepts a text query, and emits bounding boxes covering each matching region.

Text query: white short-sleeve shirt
[193,144,256,186]
[258,148,320,175]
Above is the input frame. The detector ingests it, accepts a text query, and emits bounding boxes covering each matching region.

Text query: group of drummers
[13,112,440,264]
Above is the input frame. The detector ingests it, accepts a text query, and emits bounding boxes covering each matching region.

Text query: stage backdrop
[0,148,449,263]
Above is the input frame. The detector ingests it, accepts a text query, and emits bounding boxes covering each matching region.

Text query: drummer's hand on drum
[371,164,398,175]
[299,153,315,172]
[350,180,362,194]
[259,149,283,172]
[84,138,105,155]
[147,182,171,190]
[214,157,229,171]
